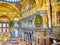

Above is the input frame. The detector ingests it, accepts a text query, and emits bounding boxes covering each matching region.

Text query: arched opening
[0,15,10,21]
[0,15,10,32]
[35,15,43,27]
[0,2,20,39]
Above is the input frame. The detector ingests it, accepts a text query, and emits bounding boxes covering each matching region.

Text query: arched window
[11,29,19,38]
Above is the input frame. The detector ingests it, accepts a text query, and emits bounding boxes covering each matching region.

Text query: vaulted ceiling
[0,0,48,20]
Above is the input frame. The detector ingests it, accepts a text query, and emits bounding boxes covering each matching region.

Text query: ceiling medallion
[2,0,22,3]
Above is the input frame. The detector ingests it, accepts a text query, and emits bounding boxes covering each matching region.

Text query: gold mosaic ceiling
[0,2,20,20]
[0,0,52,20]
[0,3,17,12]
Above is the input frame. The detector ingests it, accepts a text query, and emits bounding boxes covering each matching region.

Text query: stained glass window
[2,0,22,2]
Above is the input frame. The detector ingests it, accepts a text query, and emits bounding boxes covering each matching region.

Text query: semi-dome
[0,2,20,20]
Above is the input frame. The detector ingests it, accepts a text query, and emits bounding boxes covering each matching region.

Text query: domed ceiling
[0,0,37,19]
[0,0,47,20]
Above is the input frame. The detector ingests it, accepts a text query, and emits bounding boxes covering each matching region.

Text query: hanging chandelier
[2,0,22,3]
